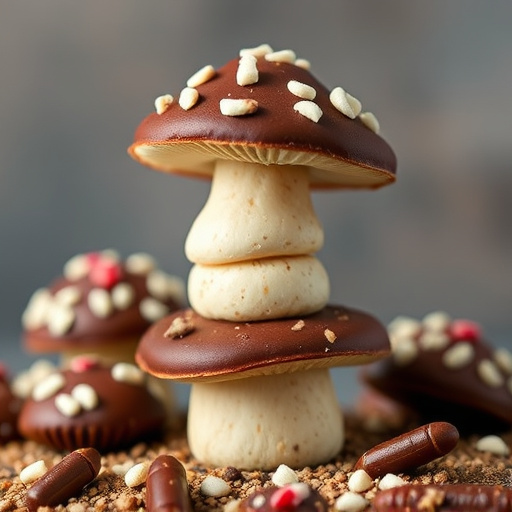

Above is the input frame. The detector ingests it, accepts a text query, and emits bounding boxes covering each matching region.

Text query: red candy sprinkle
[270,484,310,510]
[88,257,122,289]
[450,319,481,343]
[70,355,99,373]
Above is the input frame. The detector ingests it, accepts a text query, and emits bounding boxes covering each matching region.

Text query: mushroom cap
[17,359,167,451]
[128,51,397,189]
[136,305,391,383]
[0,366,22,443]
[22,251,184,353]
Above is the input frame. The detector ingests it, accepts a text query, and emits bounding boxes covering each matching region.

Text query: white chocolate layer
[188,255,329,321]
[185,160,324,265]
[187,369,344,470]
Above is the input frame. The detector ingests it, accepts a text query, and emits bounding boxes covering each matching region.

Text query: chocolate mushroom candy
[128,44,396,322]
[17,356,167,451]
[21,250,185,366]
[0,362,23,443]
[137,305,390,470]
[361,312,512,431]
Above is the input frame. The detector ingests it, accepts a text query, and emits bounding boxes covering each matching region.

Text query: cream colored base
[187,369,344,470]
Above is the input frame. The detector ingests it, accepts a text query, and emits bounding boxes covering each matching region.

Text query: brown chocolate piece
[18,360,166,451]
[0,368,22,443]
[239,484,328,512]
[129,53,396,189]
[22,251,183,353]
[362,316,512,429]
[146,455,192,512]
[136,305,390,382]
[25,447,101,512]
[372,483,512,511]
[354,422,459,479]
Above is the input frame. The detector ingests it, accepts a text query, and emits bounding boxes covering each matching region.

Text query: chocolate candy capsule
[146,455,192,512]
[372,483,512,511]
[354,422,459,479]
[25,447,101,512]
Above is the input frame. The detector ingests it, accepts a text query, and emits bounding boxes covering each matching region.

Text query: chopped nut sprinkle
[179,87,199,110]
[164,315,195,339]
[477,359,504,387]
[294,58,311,70]
[293,100,323,123]
[291,320,305,332]
[475,435,510,456]
[200,475,232,497]
[265,49,296,63]
[88,288,113,318]
[239,43,273,58]
[359,111,380,133]
[329,87,362,119]
[111,282,135,310]
[324,328,337,343]
[55,393,81,417]
[47,303,76,336]
[287,80,316,100]
[186,64,216,88]
[20,460,48,485]
[32,373,66,401]
[125,252,156,274]
[139,297,169,322]
[111,363,145,386]
[71,383,99,411]
[220,98,258,116]
[237,54,259,86]
[154,94,174,115]
[442,342,474,369]
[125,461,150,488]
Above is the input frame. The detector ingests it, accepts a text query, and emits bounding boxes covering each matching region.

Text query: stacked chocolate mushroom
[129,44,397,470]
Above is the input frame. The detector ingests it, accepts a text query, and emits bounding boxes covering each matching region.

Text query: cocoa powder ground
[1,412,511,512]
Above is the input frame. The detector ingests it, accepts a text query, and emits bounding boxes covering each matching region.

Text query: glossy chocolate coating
[24,265,182,352]
[136,304,390,382]
[354,422,459,479]
[146,455,192,512]
[129,56,397,189]
[0,375,22,443]
[25,447,101,512]
[362,333,512,428]
[239,485,328,512]
[18,364,166,451]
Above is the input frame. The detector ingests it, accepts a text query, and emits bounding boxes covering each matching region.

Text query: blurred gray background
[1,2,511,407]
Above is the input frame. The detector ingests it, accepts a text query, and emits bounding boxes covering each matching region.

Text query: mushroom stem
[185,159,329,321]
[187,368,344,470]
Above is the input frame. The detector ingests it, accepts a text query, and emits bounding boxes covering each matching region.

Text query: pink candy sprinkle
[450,319,482,342]
[70,355,99,373]
[270,484,310,510]
[88,256,122,289]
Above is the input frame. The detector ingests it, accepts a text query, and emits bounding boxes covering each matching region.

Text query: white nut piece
[63,254,90,281]
[179,87,200,110]
[478,359,504,387]
[125,461,150,488]
[422,311,452,332]
[139,297,169,322]
[329,87,362,119]
[388,316,422,339]
[200,475,232,497]
[287,80,316,100]
[219,98,258,116]
[71,383,99,411]
[475,435,510,456]
[147,270,175,300]
[293,101,323,123]
[418,331,450,351]
[20,460,48,485]
[347,469,373,493]
[87,288,113,318]
[442,342,475,369]
[294,58,311,70]
[239,43,273,58]
[264,49,296,63]
[359,112,380,133]
[125,252,156,275]
[154,94,174,115]
[494,348,512,374]
[47,303,76,336]
[186,64,216,88]
[54,286,82,307]
[271,464,298,487]
[378,473,406,490]
[22,288,52,330]
[111,362,145,386]
[236,54,259,86]
[334,491,368,512]
[55,393,81,417]
[32,373,66,401]
[391,337,419,366]
[111,283,136,310]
